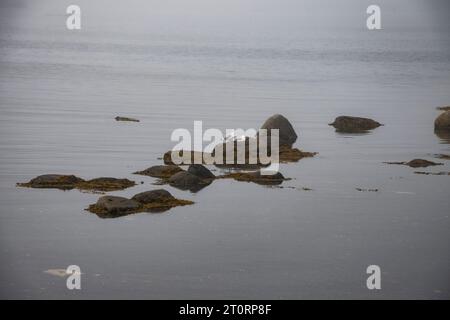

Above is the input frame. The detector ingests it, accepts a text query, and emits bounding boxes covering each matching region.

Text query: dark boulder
[187,164,215,179]
[168,171,211,192]
[260,114,298,147]
[329,116,382,132]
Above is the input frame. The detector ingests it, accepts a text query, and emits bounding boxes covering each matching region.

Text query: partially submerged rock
[434,154,450,160]
[187,164,215,179]
[212,137,316,168]
[384,159,443,168]
[219,170,287,185]
[91,196,141,217]
[76,177,136,191]
[87,190,193,218]
[414,171,450,176]
[168,171,211,192]
[356,188,379,192]
[115,116,140,122]
[17,175,136,192]
[434,129,450,143]
[260,114,298,147]
[17,174,84,190]
[279,145,317,162]
[329,116,382,133]
[134,165,182,179]
[131,189,175,204]
[434,111,450,131]
[436,106,450,111]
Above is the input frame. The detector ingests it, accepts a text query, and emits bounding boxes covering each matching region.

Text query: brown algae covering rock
[115,116,140,122]
[134,165,182,178]
[384,159,443,168]
[76,177,136,191]
[434,111,450,131]
[131,189,175,203]
[219,170,287,185]
[329,116,382,132]
[260,114,298,147]
[279,145,317,162]
[17,175,136,191]
[90,196,140,216]
[434,154,450,160]
[16,174,85,190]
[87,190,193,218]
[414,171,450,176]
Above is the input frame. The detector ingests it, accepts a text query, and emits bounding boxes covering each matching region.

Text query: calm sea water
[0,1,449,299]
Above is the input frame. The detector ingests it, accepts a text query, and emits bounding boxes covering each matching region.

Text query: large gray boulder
[435,111,450,131]
[329,116,382,132]
[260,114,298,147]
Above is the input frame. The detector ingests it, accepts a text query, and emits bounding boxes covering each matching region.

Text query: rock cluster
[87,189,193,218]
[17,175,136,192]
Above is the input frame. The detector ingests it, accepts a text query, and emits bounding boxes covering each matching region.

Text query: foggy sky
[1,0,449,36]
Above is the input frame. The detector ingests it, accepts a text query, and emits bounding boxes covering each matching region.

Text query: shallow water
[0,1,449,299]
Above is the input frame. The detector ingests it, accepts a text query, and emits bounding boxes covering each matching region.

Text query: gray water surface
[0,0,449,299]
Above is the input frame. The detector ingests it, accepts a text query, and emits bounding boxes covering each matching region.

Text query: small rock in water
[384,159,443,168]
[414,171,450,176]
[115,116,140,122]
[434,154,450,160]
[329,116,382,133]
[219,170,287,186]
[356,188,379,192]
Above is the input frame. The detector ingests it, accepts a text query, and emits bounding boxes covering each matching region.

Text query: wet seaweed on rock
[17,175,136,192]
[86,190,194,218]
[383,159,443,168]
